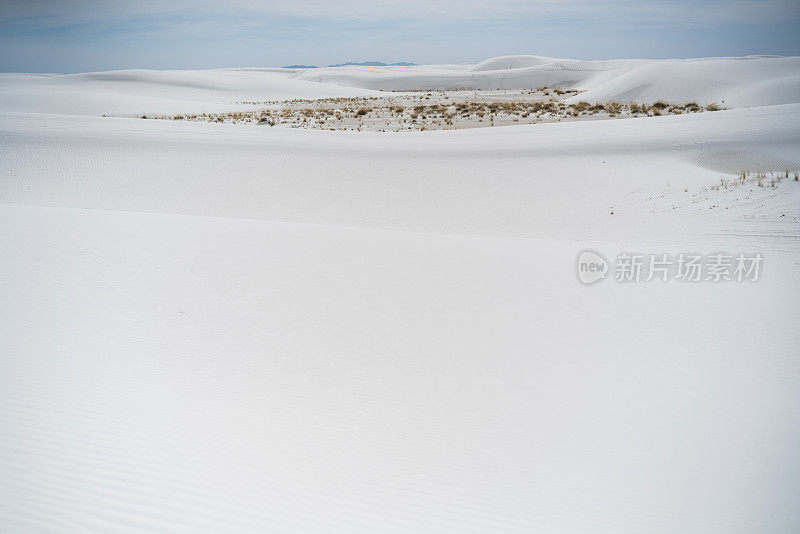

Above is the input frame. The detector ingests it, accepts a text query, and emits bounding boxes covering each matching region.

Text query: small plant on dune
[701,170,779,193]
[572,101,591,113]
[652,101,669,111]
[606,102,622,115]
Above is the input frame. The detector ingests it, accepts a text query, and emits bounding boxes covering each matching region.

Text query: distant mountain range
[283,61,416,69]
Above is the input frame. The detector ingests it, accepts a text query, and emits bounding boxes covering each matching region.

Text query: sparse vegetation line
[134,88,723,132]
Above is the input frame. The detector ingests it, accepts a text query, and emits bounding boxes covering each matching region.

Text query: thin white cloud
[2,0,798,27]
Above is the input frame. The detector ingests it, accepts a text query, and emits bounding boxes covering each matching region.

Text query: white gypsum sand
[1,55,799,534]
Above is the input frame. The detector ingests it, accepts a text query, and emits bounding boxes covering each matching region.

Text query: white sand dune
[2,104,799,237]
[293,55,800,107]
[1,56,799,533]
[2,55,797,118]
[0,68,377,116]
[569,56,800,107]
[471,55,560,71]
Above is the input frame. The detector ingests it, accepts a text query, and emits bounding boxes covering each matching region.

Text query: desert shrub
[572,101,591,112]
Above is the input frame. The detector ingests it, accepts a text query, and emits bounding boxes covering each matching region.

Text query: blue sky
[1,0,799,72]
